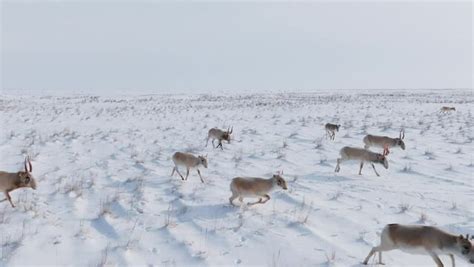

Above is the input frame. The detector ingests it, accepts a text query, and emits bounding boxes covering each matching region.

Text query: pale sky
[1,1,472,93]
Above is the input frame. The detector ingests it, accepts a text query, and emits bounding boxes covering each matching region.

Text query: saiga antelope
[206,127,233,150]
[171,152,208,183]
[334,146,388,177]
[363,129,405,156]
[440,106,456,114]
[229,172,288,206]
[0,156,37,208]
[325,123,340,140]
[363,224,474,266]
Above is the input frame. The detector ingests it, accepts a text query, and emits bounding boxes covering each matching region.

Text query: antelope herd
[1,106,471,266]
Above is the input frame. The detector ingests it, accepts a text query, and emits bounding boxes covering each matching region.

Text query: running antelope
[334,146,388,176]
[325,123,340,140]
[363,224,474,266]
[206,127,233,150]
[440,106,456,113]
[363,129,405,156]
[229,172,288,206]
[0,156,37,208]
[171,152,208,183]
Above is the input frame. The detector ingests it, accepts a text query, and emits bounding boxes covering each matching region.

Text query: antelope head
[396,129,406,150]
[376,154,389,169]
[456,234,474,263]
[198,154,208,168]
[18,156,37,190]
[273,171,288,190]
[222,126,233,142]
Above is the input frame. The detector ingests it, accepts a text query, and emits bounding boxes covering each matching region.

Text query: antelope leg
[363,247,378,264]
[229,193,238,206]
[449,254,455,267]
[174,167,185,180]
[359,161,364,175]
[335,158,341,172]
[5,191,15,208]
[428,251,443,267]
[261,194,271,203]
[371,163,380,177]
[171,167,176,176]
[197,169,204,183]
[247,198,263,206]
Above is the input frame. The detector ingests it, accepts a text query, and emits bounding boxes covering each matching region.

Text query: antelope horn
[230,126,233,134]
[24,157,28,172]
[28,156,32,172]
[400,129,405,139]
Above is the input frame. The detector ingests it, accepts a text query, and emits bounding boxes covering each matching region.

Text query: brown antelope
[229,172,288,206]
[334,146,388,177]
[325,123,340,140]
[206,126,233,150]
[363,129,405,156]
[0,156,37,208]
[440,106,456,113]
[171,152,208,183]
[363,224,474,266]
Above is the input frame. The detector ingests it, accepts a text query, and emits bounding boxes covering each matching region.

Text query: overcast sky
[1,1,472,93]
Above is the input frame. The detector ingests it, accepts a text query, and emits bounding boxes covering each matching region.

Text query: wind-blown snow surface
[0,90,473,266]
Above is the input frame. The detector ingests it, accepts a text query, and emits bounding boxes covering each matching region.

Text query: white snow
[0,90,472,266]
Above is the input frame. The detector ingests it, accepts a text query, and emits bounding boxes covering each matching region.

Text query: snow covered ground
[0,90,472,266]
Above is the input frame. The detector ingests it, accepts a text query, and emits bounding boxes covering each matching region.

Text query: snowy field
[0,90,473,266]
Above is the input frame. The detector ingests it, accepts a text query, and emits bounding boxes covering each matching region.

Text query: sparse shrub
[314,138,323,149]
[329,192,342,201]
[398,203,411,213]
[451,202,457,210]
[319,156,327,165]
[233,151,243,167]
[324,251,336,265]
[424,149,435,160]
[98,245,109,266]
[401,163,412,172]
[418,213,428,223]
[288,132,298,139]
[163,204,175,228]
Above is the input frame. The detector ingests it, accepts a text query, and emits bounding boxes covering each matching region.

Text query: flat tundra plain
[0,90,473,266]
